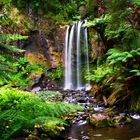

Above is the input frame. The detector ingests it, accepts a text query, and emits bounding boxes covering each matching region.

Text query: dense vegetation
[0,88,83,139]
[84,0,140,112]
[0,0,140,139]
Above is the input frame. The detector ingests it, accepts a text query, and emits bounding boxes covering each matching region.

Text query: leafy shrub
[0,33,28,84]
[133,0,140,7]
[85,64,116,83]
[48,66,63,80]
[0,88,83,139]
[8,57,43,87]
[83,15,110,31]
[107,48,140,65]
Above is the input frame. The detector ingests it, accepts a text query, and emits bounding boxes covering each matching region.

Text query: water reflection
[65,120,140,140]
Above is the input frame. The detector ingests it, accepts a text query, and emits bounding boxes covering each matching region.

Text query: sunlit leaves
[83,15,110,28]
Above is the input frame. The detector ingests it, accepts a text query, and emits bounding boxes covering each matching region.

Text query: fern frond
[0,34,28,43]
[0,43,25,53]
[0,88,84,139]
[107,48,140,65]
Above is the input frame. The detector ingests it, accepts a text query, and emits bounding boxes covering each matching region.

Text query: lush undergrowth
[83,0,140,112]
[0,88,84,139]
[0,3,140,140]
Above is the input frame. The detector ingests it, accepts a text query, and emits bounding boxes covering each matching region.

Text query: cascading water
[76,20,83,90]
[64,26,70,89]
[64,20,90,90]
[83,20,91,90]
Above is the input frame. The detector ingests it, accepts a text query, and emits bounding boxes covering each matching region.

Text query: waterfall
[76,21,83,90]
[64,20,90,90]
[64,26,70,89]
[64,25,75,89]
[84,20,91,90]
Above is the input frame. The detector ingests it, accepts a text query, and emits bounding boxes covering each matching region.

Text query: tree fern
[107,48,140,65]
[0,34,27,53]
[0,33,28,82]
[85,64,116,83]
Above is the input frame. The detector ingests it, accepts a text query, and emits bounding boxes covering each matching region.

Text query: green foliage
[0,34,27,54]
[8,57,43,87]
[85,64,116,83]
[38,90,62,101]
[0,34,28,84]
[83,15,110,28]
[14,0,78,22]
[0,0,12,7]
[105,23,134,41]
[0,88,84,139]
[107,48,140,65]
[48,67,63,80]
[129,96,140,112]
[129,69,140,76]
[109,0,131,12]
[0,34,28,43]
[132,0,140,7]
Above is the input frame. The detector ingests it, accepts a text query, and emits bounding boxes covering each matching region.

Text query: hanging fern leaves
[107,48,140,65]
[0,34,27,53]
[0,33,28,82]
[0,34,28,42]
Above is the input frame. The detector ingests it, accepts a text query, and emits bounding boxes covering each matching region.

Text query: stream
[64,119,140,140]
[62,90,140,140]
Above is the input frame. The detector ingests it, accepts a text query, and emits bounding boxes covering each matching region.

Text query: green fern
[0,33,28,43]
[0,34,28,82]
[38,90,62,101]
[85,64,116,83]
[133,0,140,7]
[107,48,140,65]
[83,14,110,28]
[0,88,84,139]
[0,34,27,53]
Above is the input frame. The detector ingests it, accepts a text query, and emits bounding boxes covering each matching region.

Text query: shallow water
[64,119,140,140]
[63,90,140,140]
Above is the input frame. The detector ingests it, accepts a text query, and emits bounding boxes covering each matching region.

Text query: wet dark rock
[77,98,87,103]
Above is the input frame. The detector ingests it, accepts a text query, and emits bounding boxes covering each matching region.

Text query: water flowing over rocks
[62,89,135,140]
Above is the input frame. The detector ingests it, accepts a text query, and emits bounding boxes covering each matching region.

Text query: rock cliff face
[24,25,66,69]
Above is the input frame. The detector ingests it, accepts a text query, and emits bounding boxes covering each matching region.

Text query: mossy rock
[25,52,49,68]
[89,113,115,128]
[113,114,132,124]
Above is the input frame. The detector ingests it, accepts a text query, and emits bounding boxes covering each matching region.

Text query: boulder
[89,113,115,127]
